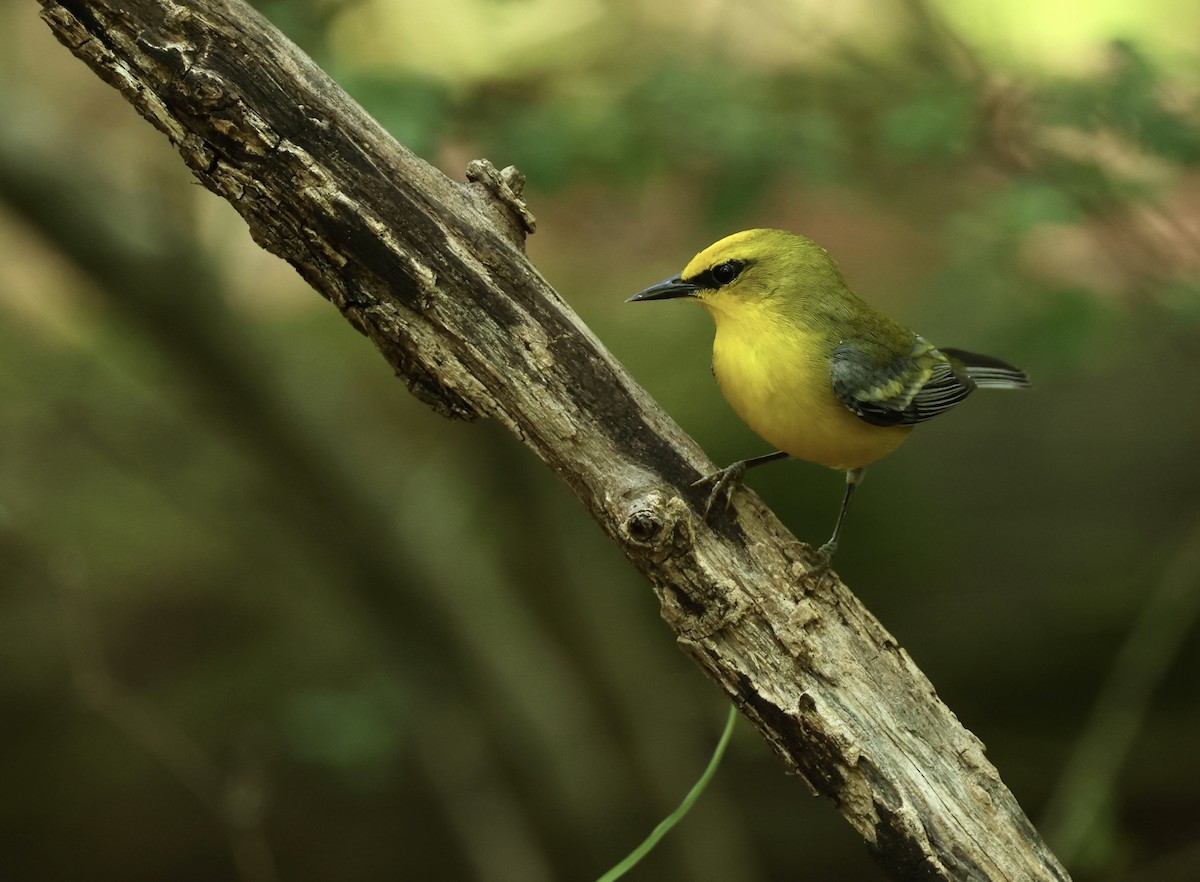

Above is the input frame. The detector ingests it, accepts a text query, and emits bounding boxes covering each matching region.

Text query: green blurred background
[2,0,1199,879]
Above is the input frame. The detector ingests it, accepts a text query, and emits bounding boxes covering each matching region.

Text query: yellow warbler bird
[629,228,1029,563]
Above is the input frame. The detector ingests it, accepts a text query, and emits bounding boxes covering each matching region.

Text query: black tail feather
[941,347,1031,389]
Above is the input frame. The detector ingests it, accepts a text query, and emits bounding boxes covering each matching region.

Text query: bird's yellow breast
[708,304,912,471]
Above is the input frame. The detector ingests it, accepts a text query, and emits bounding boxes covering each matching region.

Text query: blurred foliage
[2,0,1200,881]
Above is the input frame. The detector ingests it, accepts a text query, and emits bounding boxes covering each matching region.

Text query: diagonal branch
[37,1,1070,879]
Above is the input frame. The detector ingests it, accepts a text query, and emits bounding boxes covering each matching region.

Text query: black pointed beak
[626,275,699,303]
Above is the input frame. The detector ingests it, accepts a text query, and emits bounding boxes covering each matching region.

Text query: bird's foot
[692,461,749,519]
[807,540,837,580]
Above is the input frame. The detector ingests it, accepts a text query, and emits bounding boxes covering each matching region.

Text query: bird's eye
[711,261,742,286]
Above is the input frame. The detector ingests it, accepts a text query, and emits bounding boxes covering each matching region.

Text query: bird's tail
[941,348,1031,389]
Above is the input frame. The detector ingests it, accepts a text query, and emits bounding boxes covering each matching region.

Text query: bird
[628,228,1029,565]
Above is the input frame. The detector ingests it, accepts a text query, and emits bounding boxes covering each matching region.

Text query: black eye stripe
[686,260,746,290]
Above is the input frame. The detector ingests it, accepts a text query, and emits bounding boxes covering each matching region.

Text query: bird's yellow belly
[712,323,911,471]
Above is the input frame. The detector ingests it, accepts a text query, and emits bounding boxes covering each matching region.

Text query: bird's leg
[813,467,865,568]
[692,451,789,518]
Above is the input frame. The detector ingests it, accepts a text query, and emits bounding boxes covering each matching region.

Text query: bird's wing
[831,335,974,427]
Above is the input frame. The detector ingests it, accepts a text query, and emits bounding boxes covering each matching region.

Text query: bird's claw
[692,461,748,519]
[809,540,837,577]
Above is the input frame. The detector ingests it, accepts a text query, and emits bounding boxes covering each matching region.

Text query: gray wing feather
[831,338,975,427]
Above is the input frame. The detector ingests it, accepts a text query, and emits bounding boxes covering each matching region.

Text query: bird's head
[627,229,849,323]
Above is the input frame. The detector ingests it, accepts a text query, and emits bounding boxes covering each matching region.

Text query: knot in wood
[620,491,690,551]
[465,158,537,245]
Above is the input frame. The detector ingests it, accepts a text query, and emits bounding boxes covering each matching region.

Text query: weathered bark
[37,1,1070,879]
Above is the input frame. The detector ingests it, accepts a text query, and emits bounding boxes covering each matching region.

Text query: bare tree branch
[37,1,1071,879]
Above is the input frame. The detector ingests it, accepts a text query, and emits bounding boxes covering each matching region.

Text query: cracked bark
[37,1,1071,879]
